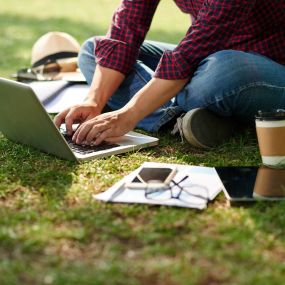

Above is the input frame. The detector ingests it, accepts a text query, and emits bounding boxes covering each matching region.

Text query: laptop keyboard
[63,134,120,154]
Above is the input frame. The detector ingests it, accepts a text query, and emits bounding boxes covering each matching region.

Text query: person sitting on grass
[54,0,285,149]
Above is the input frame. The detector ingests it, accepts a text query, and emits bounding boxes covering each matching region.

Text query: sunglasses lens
[42,62,60,74]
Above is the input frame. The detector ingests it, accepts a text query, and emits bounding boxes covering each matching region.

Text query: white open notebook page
[29,81,88,113]
[44,84,88,113]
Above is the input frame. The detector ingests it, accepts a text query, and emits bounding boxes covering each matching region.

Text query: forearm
[86,65,125,111]
[124,77,189,122]
[71,77,189,145]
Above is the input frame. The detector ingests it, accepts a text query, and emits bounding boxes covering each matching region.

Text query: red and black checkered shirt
[95,0,285,80]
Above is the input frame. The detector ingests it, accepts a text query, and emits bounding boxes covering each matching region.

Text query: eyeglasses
[15,57,78,82]
[144,175,210,203]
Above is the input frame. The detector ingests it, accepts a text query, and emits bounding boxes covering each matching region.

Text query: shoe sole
[182,109,235,149]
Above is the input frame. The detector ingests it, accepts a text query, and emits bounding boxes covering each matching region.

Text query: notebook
[0,77,158,161]
[28,81,89,113]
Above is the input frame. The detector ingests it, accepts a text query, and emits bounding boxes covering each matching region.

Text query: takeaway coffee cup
[256,109,285,168]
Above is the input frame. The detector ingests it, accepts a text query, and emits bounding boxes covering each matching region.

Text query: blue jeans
[78,37,285,132]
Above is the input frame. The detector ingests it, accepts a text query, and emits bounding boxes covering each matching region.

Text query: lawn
[1,1,285,285]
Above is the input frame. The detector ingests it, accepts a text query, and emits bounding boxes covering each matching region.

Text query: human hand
[54,101,102,135]
[72,108,137,145]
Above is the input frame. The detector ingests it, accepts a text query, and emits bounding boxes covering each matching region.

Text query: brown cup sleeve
[256,126,285,156]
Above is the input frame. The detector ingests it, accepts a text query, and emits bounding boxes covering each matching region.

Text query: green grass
[1,1,285,284]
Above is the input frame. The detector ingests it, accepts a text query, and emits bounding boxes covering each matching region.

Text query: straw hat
[31,31,80,67]
[23,31,85,82]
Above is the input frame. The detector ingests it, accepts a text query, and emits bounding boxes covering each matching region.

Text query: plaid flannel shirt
[94,0,285,80]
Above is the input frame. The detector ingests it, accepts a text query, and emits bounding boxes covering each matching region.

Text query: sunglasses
[15,57,78,82]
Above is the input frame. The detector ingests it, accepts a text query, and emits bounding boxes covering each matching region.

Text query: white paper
[44,84,89,113]
[94,162,223,209]
[29,80,70,103]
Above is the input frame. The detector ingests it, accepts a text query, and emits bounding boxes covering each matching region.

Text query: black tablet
[215,166,285,202]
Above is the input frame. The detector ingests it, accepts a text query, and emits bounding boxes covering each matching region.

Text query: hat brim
[32,52,79,68]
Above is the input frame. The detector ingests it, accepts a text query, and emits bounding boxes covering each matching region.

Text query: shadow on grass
[156,126,261,166]
[0,136,78,202]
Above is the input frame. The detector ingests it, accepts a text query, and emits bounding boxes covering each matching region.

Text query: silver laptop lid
[0,78,77,161]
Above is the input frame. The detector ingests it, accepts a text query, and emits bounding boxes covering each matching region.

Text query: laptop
[0,77,159,162]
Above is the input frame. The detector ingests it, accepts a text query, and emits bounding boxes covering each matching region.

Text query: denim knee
[78,38,94,66]
[177,50,285,121]
[177,50,274,113]
[78,37,98,85]
[199,50,262,88]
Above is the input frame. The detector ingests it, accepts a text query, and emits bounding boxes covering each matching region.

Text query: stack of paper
[44,84,89,113]
[29,80,70,104]
[94,162,224,209]
[29,81,89,113]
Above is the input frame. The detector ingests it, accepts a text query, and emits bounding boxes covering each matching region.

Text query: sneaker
[171,108,235,149]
